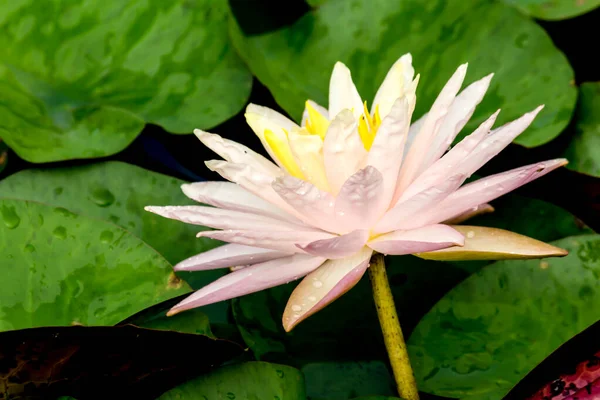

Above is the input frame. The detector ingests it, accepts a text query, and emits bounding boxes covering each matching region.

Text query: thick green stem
[368,253,420,400]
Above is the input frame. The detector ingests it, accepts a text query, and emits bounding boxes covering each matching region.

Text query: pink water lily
[146,54,567,331]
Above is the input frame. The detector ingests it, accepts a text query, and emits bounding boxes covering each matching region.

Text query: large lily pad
[408,234,600,400]
[501,0,600,20]
[0,0,251,162]
[158,362,306,400]
[230,0,576,147]
[0,161,224,291]
[564,82,600,177]
[0,325,242,399]
[0,198,190,331]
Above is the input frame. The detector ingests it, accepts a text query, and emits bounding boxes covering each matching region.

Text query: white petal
[298,230,369,259]
[169,254,326,315]
[282,247,372,331]
[371,53,415,120]
[194,130,281,177]
[288,128,330,191]
[368,224,464,255]
[442,203,494,224]
[174,244,289,271]
[323,109,368,195]
[329,62,364,120]
[335,166,385,232]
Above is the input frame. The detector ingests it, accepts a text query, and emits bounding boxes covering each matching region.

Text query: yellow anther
[305,101,330,139]
[264,129,305,179]
[357,101,382,150]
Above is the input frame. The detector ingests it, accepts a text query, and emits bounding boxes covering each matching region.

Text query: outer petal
[323,109,368,195]
[443,203,494,224]
[194,130,281,177]
[196,229,335,253]
[272,175,338,232]
[415,226,568,261]
[174,244,288,271]
[168,254,326,316]
[298,229,370,259]
[371,53,415,120]
[396,64,468,194]
[374,174,464,234]
[288,128,330,191]
[368,224,464,255]
[329,62,364,120]
[206,160,303,219]
[411,158,568,227]
[335,166,385,232]
[181,181,298,223]
[366,97,411,210]
[282,247,372,331]
[144,205,305,231]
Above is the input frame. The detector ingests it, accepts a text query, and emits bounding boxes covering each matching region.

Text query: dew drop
[466,230,475,239]
[312,280,323,288]
[24,244,35,253]
[54,187,64,195]
[1,205,20,229]
[53,226,67,240]
[539,261,549,269]
[307,296,317,302]
[100,230,114,244]
[226,393,235,399]
[291,305,302,312]
[276,369,285,378]
[90,187,115,207]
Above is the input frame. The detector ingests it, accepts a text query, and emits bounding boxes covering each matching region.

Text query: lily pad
[0,0,251,162]
[230,0,576,147]
[564,82,600,177]
[0,325,242,399]
[408,234,600,400]
[158,361,306,400]
[0,161,224,291]
[501,0,600,20]
[0,198,190,331]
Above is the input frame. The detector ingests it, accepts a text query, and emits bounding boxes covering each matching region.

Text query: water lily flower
[146,54,567,331]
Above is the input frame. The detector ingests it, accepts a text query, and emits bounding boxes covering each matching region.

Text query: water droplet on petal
[312,280,323,288]
[466,230,475,239]
[307,296,317,302]
[291,304,302,312]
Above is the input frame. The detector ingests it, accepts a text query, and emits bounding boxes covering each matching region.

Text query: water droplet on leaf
[53,226,67,239]
[1,205,20,229]
[90,187,115,207]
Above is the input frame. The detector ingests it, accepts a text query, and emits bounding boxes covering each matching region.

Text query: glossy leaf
[230,0,576,147]
[408,234,600,400]
[0,0,251,162]
[0,325,242,399]
[0,161,224,291]
[124,300,213,337]
[302,361,395,400]
[158,362,306,400]
[502,0,600,20]
[0,198,189,331]
[564,82,600,177]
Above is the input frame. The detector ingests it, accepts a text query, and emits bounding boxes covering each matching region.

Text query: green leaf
[230,0,576,148]
[564,82,600,177]
[408,234,600,400]
[0,0,251,162]
[302,361,395,400]
[158,362,306,400]
[125,302,214,337]
[0,138,7,176]
[501,0,600,20]
[0,325,242,399]
[0,161,224,291]
[0,198,190,331]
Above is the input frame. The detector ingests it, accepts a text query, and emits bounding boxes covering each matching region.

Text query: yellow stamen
[264,129,305,179]
[357,101,382,150]
[305,101,330,139]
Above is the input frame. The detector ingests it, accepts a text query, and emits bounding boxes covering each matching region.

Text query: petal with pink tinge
[168,254,326,316]
[335,166,385,232]
[298,230,369,259]
[174,244,289,271]
[415,226,568,261]
[329,62,364,120]
[282,247,372,331]
[443,203,495,224]
[368,224,464,255]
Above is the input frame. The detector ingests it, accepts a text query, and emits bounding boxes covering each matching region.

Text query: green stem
[368,253,420,400]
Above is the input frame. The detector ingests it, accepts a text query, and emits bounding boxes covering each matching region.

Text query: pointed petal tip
[166,307,183,317]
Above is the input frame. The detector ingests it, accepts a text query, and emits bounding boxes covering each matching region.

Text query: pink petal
[328,62,364,120]
[396,64,468,194]
[323,109,368,195]
[168,254,326,315]
[194,130,281,177]
[205,160,304,219]
[272,175,338,232]
[415,225,568,261]
[368,224,464,255]
[174,244,289,271]
[196,229,335,253]
[297,230,369,259]
[374,174,465,233]
[414,158,568,227]
[180,181,298,223]
[366,97,411,211]
[443,203,495,224]
[282,247,372,331]
[145,205,305,232]
[335,166,386,232]
[398,110,499,202]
